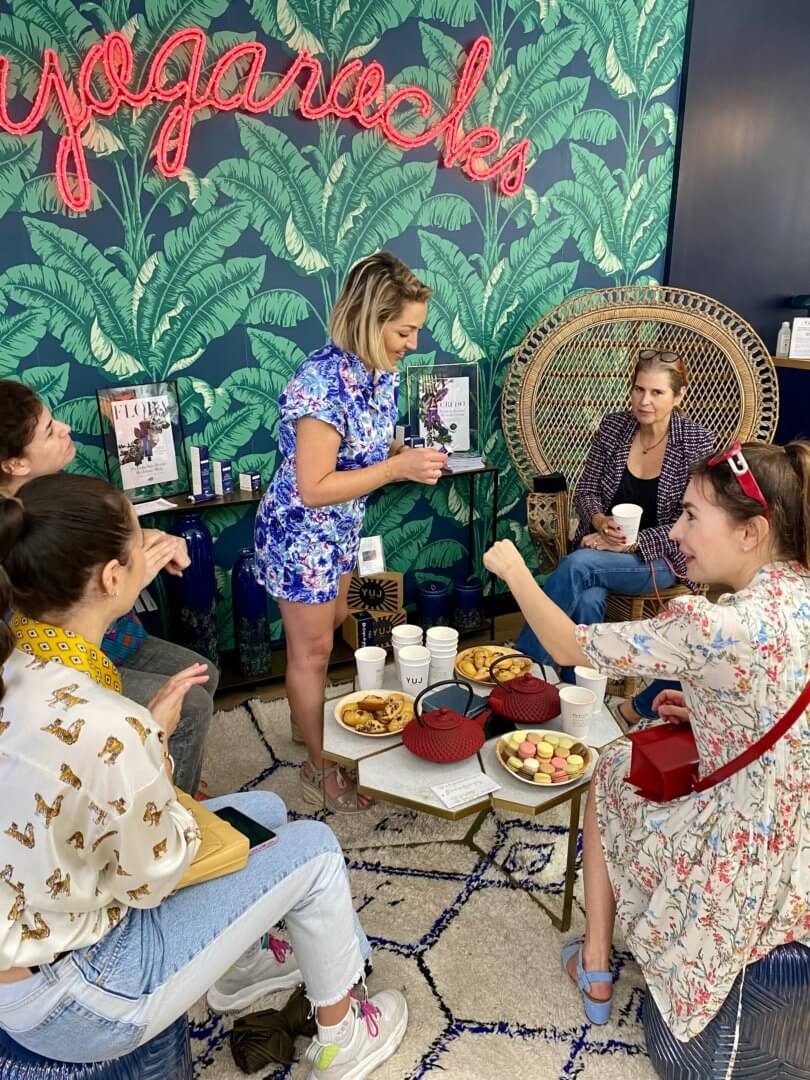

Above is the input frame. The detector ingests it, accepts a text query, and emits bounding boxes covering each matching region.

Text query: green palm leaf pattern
[243,290,311,327]
[52,395,101,435]
[0,133,41,219]
[15,174,102,217]
[10,0,94,72]
[561,0,639,97]
[201,403,265,459]
[363,485,421,536]
[0,309,46,374]
[142,0,229,39]
[417,232,486,362]
[386,518,434,574]
[17,362,70,407]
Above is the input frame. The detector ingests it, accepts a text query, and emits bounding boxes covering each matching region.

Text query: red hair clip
[707,442,769,516]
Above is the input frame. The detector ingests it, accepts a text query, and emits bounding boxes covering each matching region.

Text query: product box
[342,608,406,650]
[238,471,261,493]
[395,423,410,444]
[212,460,233,496]
[190,445,212,496]
[347,572,404,613]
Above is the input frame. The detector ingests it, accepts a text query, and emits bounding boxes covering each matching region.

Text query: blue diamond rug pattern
[188,690,658,1079]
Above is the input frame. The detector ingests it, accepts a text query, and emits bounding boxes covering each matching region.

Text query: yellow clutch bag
[174,791,249,890]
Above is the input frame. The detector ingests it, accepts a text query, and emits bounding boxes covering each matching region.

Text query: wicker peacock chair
[500,285,779,695]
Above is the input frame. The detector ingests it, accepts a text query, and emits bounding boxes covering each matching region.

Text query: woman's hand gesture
[483,539,528,585]
[652,687,690,724]
[148,663,210,741]
[392,447,447,485]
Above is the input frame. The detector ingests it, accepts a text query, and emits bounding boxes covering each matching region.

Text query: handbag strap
[693,677,810,793]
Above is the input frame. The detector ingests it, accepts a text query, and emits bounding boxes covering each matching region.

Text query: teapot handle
[489,652,551,691]
[414,679,474,722]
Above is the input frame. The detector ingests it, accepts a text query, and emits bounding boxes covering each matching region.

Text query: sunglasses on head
[638,349,681,363]
[706,442,769,516]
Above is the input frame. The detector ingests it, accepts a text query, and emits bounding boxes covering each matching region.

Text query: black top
[611,467,659,531]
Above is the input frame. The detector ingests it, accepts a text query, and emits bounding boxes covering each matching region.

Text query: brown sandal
[299,762,373,815]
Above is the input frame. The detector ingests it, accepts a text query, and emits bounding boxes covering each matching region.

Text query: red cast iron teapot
[487,653,560,728]
[403,681,488,763]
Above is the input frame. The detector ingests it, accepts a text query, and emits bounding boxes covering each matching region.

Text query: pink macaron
[518,741,537,760]
[552,770,568,782]
[551,756,567,769]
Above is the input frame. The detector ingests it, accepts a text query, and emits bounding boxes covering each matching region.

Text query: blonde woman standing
[255,253,446,812]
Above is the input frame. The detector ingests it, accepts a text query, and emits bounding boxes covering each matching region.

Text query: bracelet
[164,751,175,774]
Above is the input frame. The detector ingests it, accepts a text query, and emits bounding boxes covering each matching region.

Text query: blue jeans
[0,792,370,1063]
[515,549,676,682]
[632,678,681,718]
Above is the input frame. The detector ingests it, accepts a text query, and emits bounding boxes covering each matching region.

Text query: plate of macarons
[495,729,592,786]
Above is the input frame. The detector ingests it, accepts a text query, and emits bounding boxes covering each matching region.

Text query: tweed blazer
[572,410,714,580]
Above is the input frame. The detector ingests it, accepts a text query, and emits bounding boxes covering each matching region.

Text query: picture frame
[404,361,480,453]
[96,380,189,504]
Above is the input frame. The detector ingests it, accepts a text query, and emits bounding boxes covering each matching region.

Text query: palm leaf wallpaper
[0,0,688,648]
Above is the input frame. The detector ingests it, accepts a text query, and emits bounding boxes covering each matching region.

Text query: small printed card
[431,773,501,810]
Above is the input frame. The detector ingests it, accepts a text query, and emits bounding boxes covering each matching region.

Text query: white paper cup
[574,666,608,714]
[559,685,595,740]
[426,626,459,649]
[392,624,423,679]
[354,646,386,691]
[398,644,431,695]
[429,655,456,684]
[611,502,644,545]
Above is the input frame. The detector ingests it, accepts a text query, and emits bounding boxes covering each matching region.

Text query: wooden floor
[213,612,526,711]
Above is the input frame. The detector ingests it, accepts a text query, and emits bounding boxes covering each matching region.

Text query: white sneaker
[207,935,302,1013]
[304,990,408,1079]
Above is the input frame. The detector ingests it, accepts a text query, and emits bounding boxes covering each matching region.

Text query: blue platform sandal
[561,937,613,1024]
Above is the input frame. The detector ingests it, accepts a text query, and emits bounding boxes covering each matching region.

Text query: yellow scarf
[10,612,123,694]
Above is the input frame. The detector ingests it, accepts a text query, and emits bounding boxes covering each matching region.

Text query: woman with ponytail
[0,475,407,1075]
[485,441,810,1040]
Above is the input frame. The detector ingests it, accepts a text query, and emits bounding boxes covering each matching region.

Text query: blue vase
[232,548,272,677]
[453,577,485,634]
[417,581,450,628]
[167,514,220,667]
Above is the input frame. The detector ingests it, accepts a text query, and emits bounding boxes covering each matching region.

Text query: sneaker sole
[206,968,303,1013]
[331,1001,409,1080]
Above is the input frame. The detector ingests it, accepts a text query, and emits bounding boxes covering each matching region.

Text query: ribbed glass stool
[643,942,810,1078]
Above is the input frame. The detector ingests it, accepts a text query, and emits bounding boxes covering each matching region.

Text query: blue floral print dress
[577,563,810,1040]
[255,342,397,604]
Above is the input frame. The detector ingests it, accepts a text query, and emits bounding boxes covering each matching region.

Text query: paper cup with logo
[611,502,644,545]
[397,644,431,695]
[559,685,595,740]
[354,646,386,691]
[391,624,423,680]
[574,666,608,714]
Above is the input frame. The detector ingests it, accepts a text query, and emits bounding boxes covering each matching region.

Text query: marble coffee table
[321,664,622,930]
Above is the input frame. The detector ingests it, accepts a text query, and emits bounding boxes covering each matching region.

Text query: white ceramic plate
[495,728,593,787]
[454,645,534,686]
[334,689,416,738]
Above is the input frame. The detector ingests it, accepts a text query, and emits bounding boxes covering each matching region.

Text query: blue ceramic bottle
[453,577,485,634]
[232,548,272,677]
[417,580,450,628]
[167,513,220,667]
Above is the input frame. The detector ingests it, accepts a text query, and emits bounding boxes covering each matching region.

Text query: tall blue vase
[168,514,220,667]
[232,548,272,677]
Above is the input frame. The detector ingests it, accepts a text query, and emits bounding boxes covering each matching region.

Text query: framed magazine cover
[96,381,189,503]
[404,361,480,452]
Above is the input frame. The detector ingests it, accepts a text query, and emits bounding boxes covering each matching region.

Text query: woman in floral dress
[484,440,810,1040]
[255,252,446,812]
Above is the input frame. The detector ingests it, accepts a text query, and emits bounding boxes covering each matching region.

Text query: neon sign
[0,29,530,213]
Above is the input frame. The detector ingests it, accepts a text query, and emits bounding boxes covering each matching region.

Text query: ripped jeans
[0,792,370,1063]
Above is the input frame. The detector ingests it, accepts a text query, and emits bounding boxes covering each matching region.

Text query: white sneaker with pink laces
[304,990,408,1079]
[207,934,301,1013]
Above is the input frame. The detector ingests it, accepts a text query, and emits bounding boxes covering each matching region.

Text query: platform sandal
[300,761,373,815]
[561,936,613,1025]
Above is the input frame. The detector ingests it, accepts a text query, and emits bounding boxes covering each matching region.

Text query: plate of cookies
[495,729,592,787]
[454,645,533,686]
[334,690,416,737]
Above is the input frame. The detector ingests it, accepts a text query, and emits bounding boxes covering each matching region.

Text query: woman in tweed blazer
[516,351,714,683]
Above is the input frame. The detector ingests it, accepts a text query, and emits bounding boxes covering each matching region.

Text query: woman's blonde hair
[330,252,432,372]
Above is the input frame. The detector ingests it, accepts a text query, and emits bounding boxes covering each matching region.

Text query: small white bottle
[775,321,792,358]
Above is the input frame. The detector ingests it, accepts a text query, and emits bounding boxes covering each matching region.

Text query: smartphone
[532,472,568,494]
[213,806,278,854]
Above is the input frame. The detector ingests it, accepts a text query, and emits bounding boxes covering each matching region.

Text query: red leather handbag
[626,678,810,802]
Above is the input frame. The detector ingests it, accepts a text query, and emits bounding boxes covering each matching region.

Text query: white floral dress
[577,562,810,1041]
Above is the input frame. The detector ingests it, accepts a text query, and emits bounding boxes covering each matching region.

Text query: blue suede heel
[561,937,613,1024]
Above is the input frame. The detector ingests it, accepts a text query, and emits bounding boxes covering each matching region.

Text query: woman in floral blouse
[485,440,810,1040]
[255,253,446,812]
